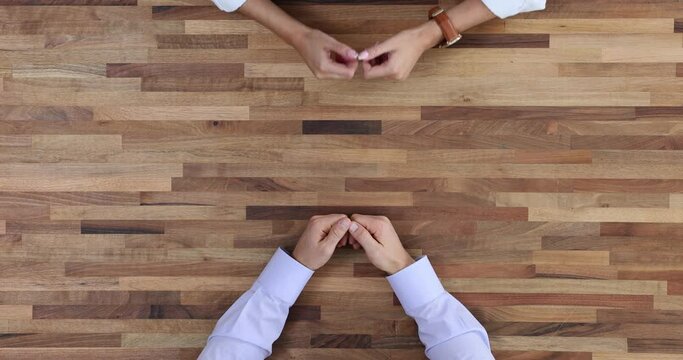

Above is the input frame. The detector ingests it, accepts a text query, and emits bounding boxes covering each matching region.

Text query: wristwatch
[428,6,462,48]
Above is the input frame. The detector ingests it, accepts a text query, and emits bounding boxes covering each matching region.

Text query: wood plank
[156,34,248,49]
[106,63,244,78]
[529,208,683,223]
[94,106,249,121]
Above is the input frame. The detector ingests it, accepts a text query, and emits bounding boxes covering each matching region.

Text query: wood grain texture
[1,0,683,359]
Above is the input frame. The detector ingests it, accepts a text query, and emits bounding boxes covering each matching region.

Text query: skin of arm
[238,0,359,79]
[360,0,496,80]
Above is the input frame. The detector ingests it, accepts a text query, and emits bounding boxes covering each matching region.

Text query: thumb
[358,40,393,61]
[323,217,351,247]
[349,221,379,250]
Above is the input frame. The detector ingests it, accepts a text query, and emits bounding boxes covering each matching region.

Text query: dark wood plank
[451,293,653,310]
[493,352,591,360]
[0,0,135,4]
[0,291,179,305]
[452,34,550,48]
[629,339,683,353]
[302,120,382,135]
[601,223,683,237]
[246,206,528,221]
[421,107,636,121]
[80,220,165,234]
[597,309,683,324]
[310,334,372,348]
[172,177,343,192]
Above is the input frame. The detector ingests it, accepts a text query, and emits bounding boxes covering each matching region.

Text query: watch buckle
[440,33,463,48]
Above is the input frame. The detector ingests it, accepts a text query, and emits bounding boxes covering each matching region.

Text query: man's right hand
[292,29,359,79]
[348,214,415,275]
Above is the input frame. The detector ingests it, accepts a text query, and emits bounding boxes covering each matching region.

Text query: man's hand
[292,214,352,270]
[358,21,440,81]
[348,214,415,274]
[292,29,359,79]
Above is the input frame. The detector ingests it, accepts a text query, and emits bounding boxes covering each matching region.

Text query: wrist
[292,247,315,271]
[287,24,313,49]
[417,20,444,50]
[386,253,415,275]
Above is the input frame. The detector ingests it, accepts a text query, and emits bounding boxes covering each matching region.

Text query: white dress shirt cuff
[255,247,314,306]
[481,0,546,19]
[211,0,247,12]
[386,256,444,311]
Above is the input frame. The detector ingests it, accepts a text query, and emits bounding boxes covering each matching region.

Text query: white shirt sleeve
[387,256,495,360]
[211,0,247,12]
[481,0,546,18]
[198,248,314,360]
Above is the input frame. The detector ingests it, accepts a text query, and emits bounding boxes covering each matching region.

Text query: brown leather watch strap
[428,6,462,48]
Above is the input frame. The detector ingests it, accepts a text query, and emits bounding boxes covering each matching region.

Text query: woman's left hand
[358,21,441,80]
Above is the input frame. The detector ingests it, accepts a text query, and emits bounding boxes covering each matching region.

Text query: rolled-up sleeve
[211,0,247,12]
[481,0,546,19]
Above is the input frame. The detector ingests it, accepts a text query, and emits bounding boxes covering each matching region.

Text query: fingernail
[339,218,351,229]
[349,222,358,232]
[357,51,369,60]
[346,49,358,59]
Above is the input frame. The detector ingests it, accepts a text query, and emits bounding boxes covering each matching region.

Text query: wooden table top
[1,0,683,358]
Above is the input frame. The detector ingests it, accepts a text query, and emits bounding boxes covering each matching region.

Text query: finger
[337,233,349,248]
[310,214,348,238]
[358,39,394,61]
[361,60,372,76]
[351,214,387,236]
[326,40,358,62]
[320,59,357,79]
[363,61,396,80]
[323,217,352,247]
[349,236,361,250]
[349,221,380,250]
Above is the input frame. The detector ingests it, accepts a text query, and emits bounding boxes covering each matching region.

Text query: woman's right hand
[292,29,359,79]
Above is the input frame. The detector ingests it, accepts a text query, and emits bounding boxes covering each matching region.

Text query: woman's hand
[348,214,415,274]
[358,21,441,81]
[292,214,352,270]
[292,29,359,79]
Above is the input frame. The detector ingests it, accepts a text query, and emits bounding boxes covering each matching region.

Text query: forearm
[199,248,314,359]
[387,256,493,359]
[238,0,310,46]
[417,0,496,50]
